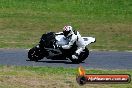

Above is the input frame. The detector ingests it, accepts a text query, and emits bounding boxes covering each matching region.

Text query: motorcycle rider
[60,26,86,59]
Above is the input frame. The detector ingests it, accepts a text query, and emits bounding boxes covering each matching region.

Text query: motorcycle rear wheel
[28,47,45,61]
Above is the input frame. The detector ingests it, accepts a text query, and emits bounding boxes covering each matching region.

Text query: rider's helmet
[63,26,73,37]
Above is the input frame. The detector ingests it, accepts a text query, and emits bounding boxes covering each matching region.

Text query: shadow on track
[26,60,84,64]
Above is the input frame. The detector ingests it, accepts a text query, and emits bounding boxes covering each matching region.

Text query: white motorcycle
[28,32,96,63]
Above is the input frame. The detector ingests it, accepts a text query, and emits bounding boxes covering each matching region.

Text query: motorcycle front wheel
[69,48,89,64]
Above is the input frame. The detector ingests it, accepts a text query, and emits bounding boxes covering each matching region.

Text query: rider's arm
[62,35,77,49]
[55,32,63,35]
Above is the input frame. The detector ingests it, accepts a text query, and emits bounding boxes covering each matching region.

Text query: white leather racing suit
[62,31,85,56]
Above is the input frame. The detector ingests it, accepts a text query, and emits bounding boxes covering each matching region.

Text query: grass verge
[0,66,131,88]
[0,0,132,50]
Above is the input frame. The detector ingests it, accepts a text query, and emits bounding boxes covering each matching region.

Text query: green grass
[0,66,131,88]
[0,0,132,50]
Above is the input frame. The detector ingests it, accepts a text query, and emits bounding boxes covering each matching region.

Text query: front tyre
[69,48,89,64]
[28,46,45,61]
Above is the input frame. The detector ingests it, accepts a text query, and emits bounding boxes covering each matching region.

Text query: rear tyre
[28,47,46,61]
[69,48,89,64]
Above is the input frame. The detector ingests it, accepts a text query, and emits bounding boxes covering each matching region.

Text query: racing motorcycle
[28,32,96,63]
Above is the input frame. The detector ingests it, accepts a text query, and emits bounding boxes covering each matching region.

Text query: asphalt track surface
[0,49,132,69]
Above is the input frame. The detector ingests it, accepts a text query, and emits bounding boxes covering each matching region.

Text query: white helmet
[63,26,73,37]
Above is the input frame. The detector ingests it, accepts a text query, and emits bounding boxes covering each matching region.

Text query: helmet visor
[63,30,70,37]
